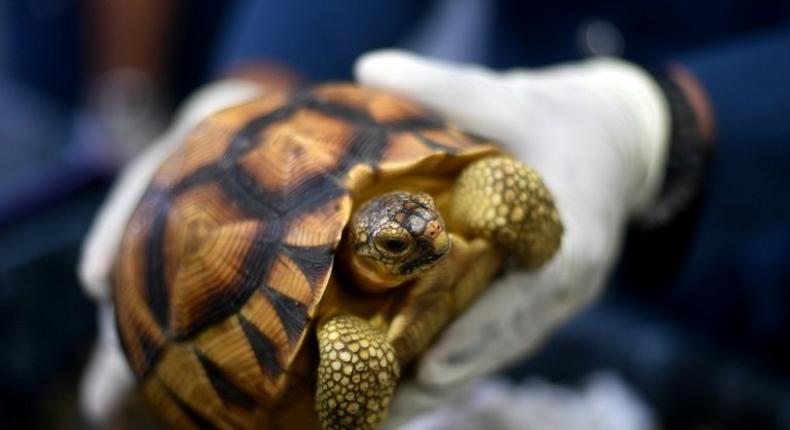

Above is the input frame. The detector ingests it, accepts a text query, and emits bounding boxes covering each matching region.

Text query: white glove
[399,373,655,430]
[77,79,266,425]
[352,50,670,428]
[77,52,669,427]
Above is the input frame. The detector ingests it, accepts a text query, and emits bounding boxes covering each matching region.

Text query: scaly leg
[316,316,399,430]
[451,156,563,269]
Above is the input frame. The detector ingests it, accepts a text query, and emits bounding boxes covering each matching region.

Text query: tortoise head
[349,192,450,291]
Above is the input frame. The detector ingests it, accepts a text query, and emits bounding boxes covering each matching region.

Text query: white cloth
[352,50,669,428]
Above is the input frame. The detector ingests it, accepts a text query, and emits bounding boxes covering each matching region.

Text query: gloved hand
[78,79,266,424]
[352,50,670,428]
[77,51,670,428]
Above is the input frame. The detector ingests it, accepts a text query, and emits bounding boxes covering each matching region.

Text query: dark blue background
[1,1,788,428]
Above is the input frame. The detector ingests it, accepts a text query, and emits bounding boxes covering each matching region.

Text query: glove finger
[80,303,135,424]
[416,249,606,388]
[415,269,549,387]
[354,50,529,144]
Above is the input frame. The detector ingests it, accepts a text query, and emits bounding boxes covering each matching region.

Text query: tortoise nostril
[425,221,442,238]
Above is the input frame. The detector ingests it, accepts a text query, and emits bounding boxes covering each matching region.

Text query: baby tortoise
[111,83,562,430]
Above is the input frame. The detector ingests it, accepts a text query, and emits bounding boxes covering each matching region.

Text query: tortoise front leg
[451,156,563,269]
[316,316,399,430]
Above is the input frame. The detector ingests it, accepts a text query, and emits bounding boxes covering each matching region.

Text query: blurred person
[0,2,232,428]
[0,0,230,223]
[77,0,790,429]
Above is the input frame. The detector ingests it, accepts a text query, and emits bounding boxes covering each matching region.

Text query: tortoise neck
[337,238,412,293]
[351,256,411,292]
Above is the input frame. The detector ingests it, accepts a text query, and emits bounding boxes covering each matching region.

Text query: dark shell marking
[112,84,494,428]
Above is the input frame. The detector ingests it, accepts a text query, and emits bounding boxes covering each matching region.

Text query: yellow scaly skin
[316,316,399,430]
[451,156,563,269]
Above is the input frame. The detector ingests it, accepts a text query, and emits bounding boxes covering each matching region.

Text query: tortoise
[111,83,563,430]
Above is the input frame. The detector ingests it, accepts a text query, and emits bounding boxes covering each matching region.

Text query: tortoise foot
[451,156,563,269]
[316,316,399,430]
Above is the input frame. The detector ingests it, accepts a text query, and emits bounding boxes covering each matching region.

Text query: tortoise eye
[377,237,410,254]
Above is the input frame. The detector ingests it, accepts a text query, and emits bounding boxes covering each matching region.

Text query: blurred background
[0,1,788,429]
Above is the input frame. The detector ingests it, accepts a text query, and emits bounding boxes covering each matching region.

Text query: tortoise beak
[431,230,450,256]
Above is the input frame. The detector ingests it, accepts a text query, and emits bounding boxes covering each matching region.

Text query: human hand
[353,50,670,428]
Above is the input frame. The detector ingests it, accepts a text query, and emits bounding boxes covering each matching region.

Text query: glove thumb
[354,49,527,143]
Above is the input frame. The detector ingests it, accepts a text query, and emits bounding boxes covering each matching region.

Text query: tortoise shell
[111,83,500,429]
